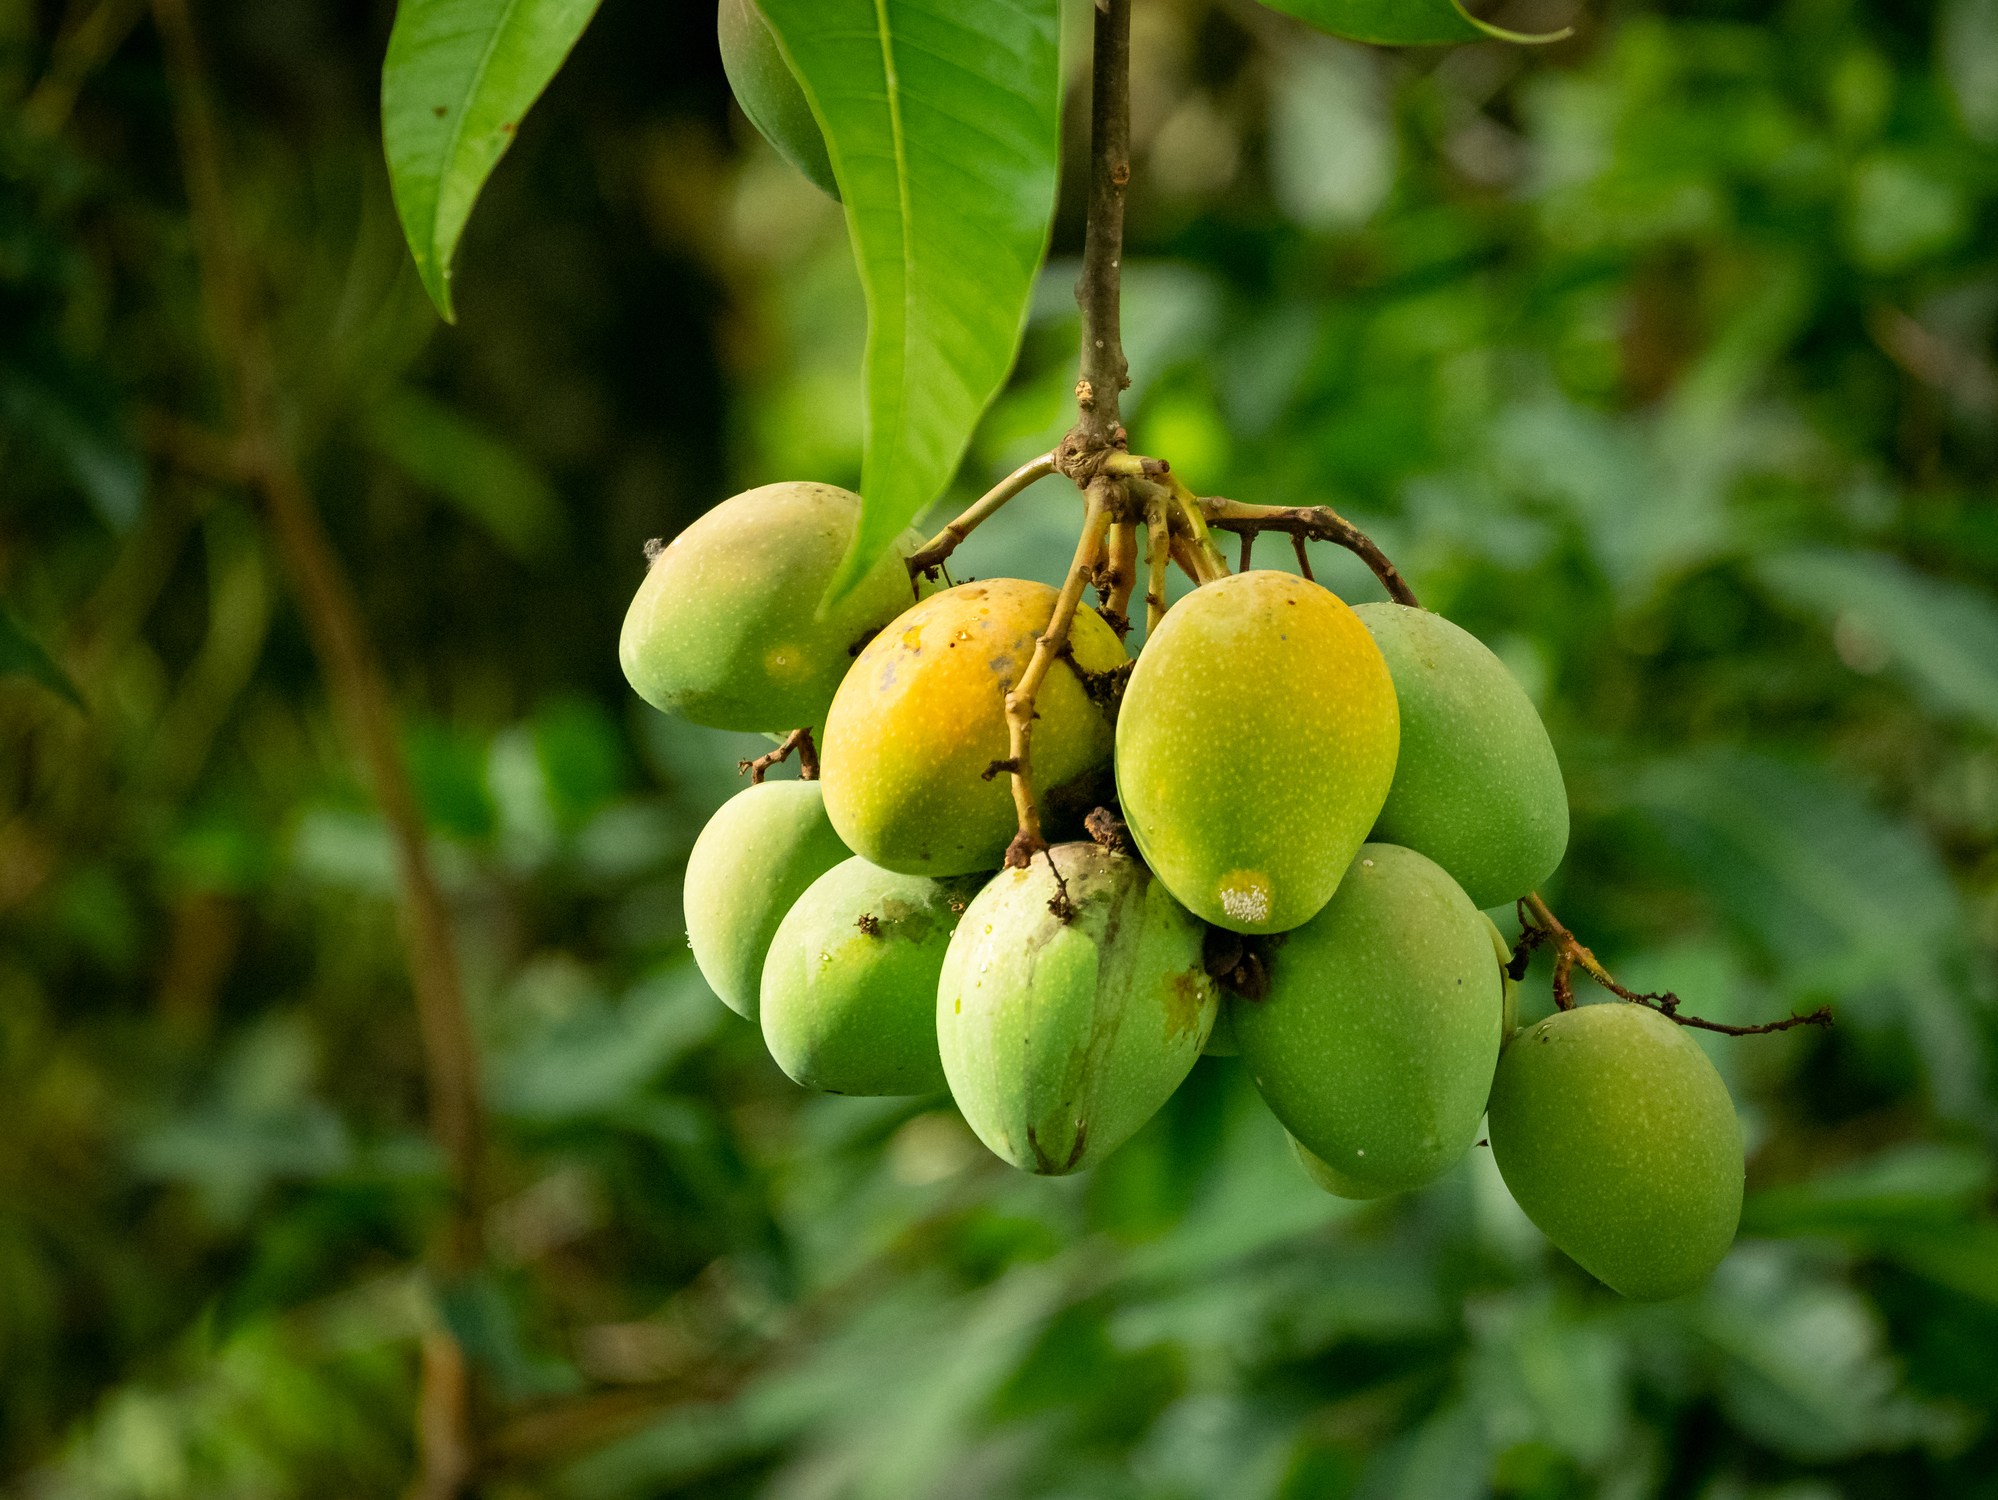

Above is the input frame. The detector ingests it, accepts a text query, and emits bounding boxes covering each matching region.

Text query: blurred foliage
[1,0,1996,1495]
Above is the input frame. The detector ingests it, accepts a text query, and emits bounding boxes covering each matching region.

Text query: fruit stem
[1517,893,1833,1036]
[1198,497,1421,607]
[740,727,819,783]
[1143,486,1171,634]
[1102,517,1140,637]
[1002,480,1113,868]
[907,451,1059,578]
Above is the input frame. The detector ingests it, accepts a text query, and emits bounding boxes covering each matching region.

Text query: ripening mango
[760,857,982,1095]
[1488,1002,1744,1301]
[1235,843,1502,1197]
[820,580,1125,877]
[1353,604,1568,910]
[1117,572,1399,934]
[619,482,922,733]
[716,0,840,199]
[937,843,1216,1175]
[684,780,851,1020]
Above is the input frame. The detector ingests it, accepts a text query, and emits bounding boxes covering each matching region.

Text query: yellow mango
[1116,572,1399,933]
[819,579,1126,876]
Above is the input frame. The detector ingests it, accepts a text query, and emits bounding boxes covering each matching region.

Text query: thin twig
[1518,893,1832,1036]
[907,452,1058,577]
[1143,486,1170,635]
[1291,533,1313,582]
[1199,497,1420,606]
[1002,482,1112,868]
[1238,530,1255,574]
[1102,517,1139,637]
[150,1,483,1488]
[739,727,819,783]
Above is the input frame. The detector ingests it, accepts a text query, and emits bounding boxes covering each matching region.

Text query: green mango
[1235,843,1502,1196]
[1353,604,1568,910]
[1289,1132,1394,1200]
[684,780,851,1020]
[1117,572,1399,935]
[1482,912,1520,1047]
[937,843,1216,1174]
[716,0,840,199]
[619,482,923,734]
[760,857,982,1095]
[821,579,1125,877]
[1488,1002,1743,1301]
[1202,996,1240,1057]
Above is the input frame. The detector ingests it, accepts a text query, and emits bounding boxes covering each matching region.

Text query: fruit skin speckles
[1487,1001,1743,1301]
[619,482,925,733]
[1236,843,1501,1198]
[937,843,1215,1175]
[1116,571,1399,934]
[820,579,1125,877]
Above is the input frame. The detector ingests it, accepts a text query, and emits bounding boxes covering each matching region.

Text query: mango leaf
[0,604,82,708]
[382,0,603,322]
[757,0,1062,599]
[1256,0,1570,47]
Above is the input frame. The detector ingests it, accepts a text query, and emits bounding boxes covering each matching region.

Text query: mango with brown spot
[937,843,1215,1175]
[820,579,1125,877]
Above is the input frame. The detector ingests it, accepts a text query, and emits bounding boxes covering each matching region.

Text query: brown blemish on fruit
[1164,966,1211,1041]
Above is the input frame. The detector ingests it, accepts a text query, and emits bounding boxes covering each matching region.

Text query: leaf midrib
[872,0,914,465]
[428,0,524,272]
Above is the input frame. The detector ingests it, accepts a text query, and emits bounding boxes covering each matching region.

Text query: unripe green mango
[937,843,1216,1175]
[1482,913,1521,1047]
[620,482,922,733]
[716,0,840,199]
[1353,604,1568,910]
[821,580,1125,877]
[1488,1002,1743,1301]
[684,780,851,1020]
[1202,997,1240,1057]
[1235,843,1502,1197]
[1117,572,1399,934]
[760,857,982,1095]
[1289,1132,1395,1199]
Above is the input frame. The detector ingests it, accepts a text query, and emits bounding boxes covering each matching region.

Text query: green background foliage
[2,0,1996,1495]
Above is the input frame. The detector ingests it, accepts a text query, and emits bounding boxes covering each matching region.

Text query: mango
[1235,843,1502,1196]
[1116,572,1399,934]
[937,843,1216,1174]
[760,857,982,1095]
[1353,604,1568,910]
[1482,912,1520,1047]
[620,482,922,733]
[716,0,839,199]
[1488,1001,1743,1301]
[820,579,1125,877]
[1289,1133,1394,1200]
[684,780,851,1020]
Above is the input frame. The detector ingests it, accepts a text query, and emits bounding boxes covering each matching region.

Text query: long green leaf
[0,604,83,708]
[758,0,1062,599]
[1257,0,1570,46]
[382,0,603,322]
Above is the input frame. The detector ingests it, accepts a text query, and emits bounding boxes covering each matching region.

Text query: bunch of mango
[621,483,1744,1301]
